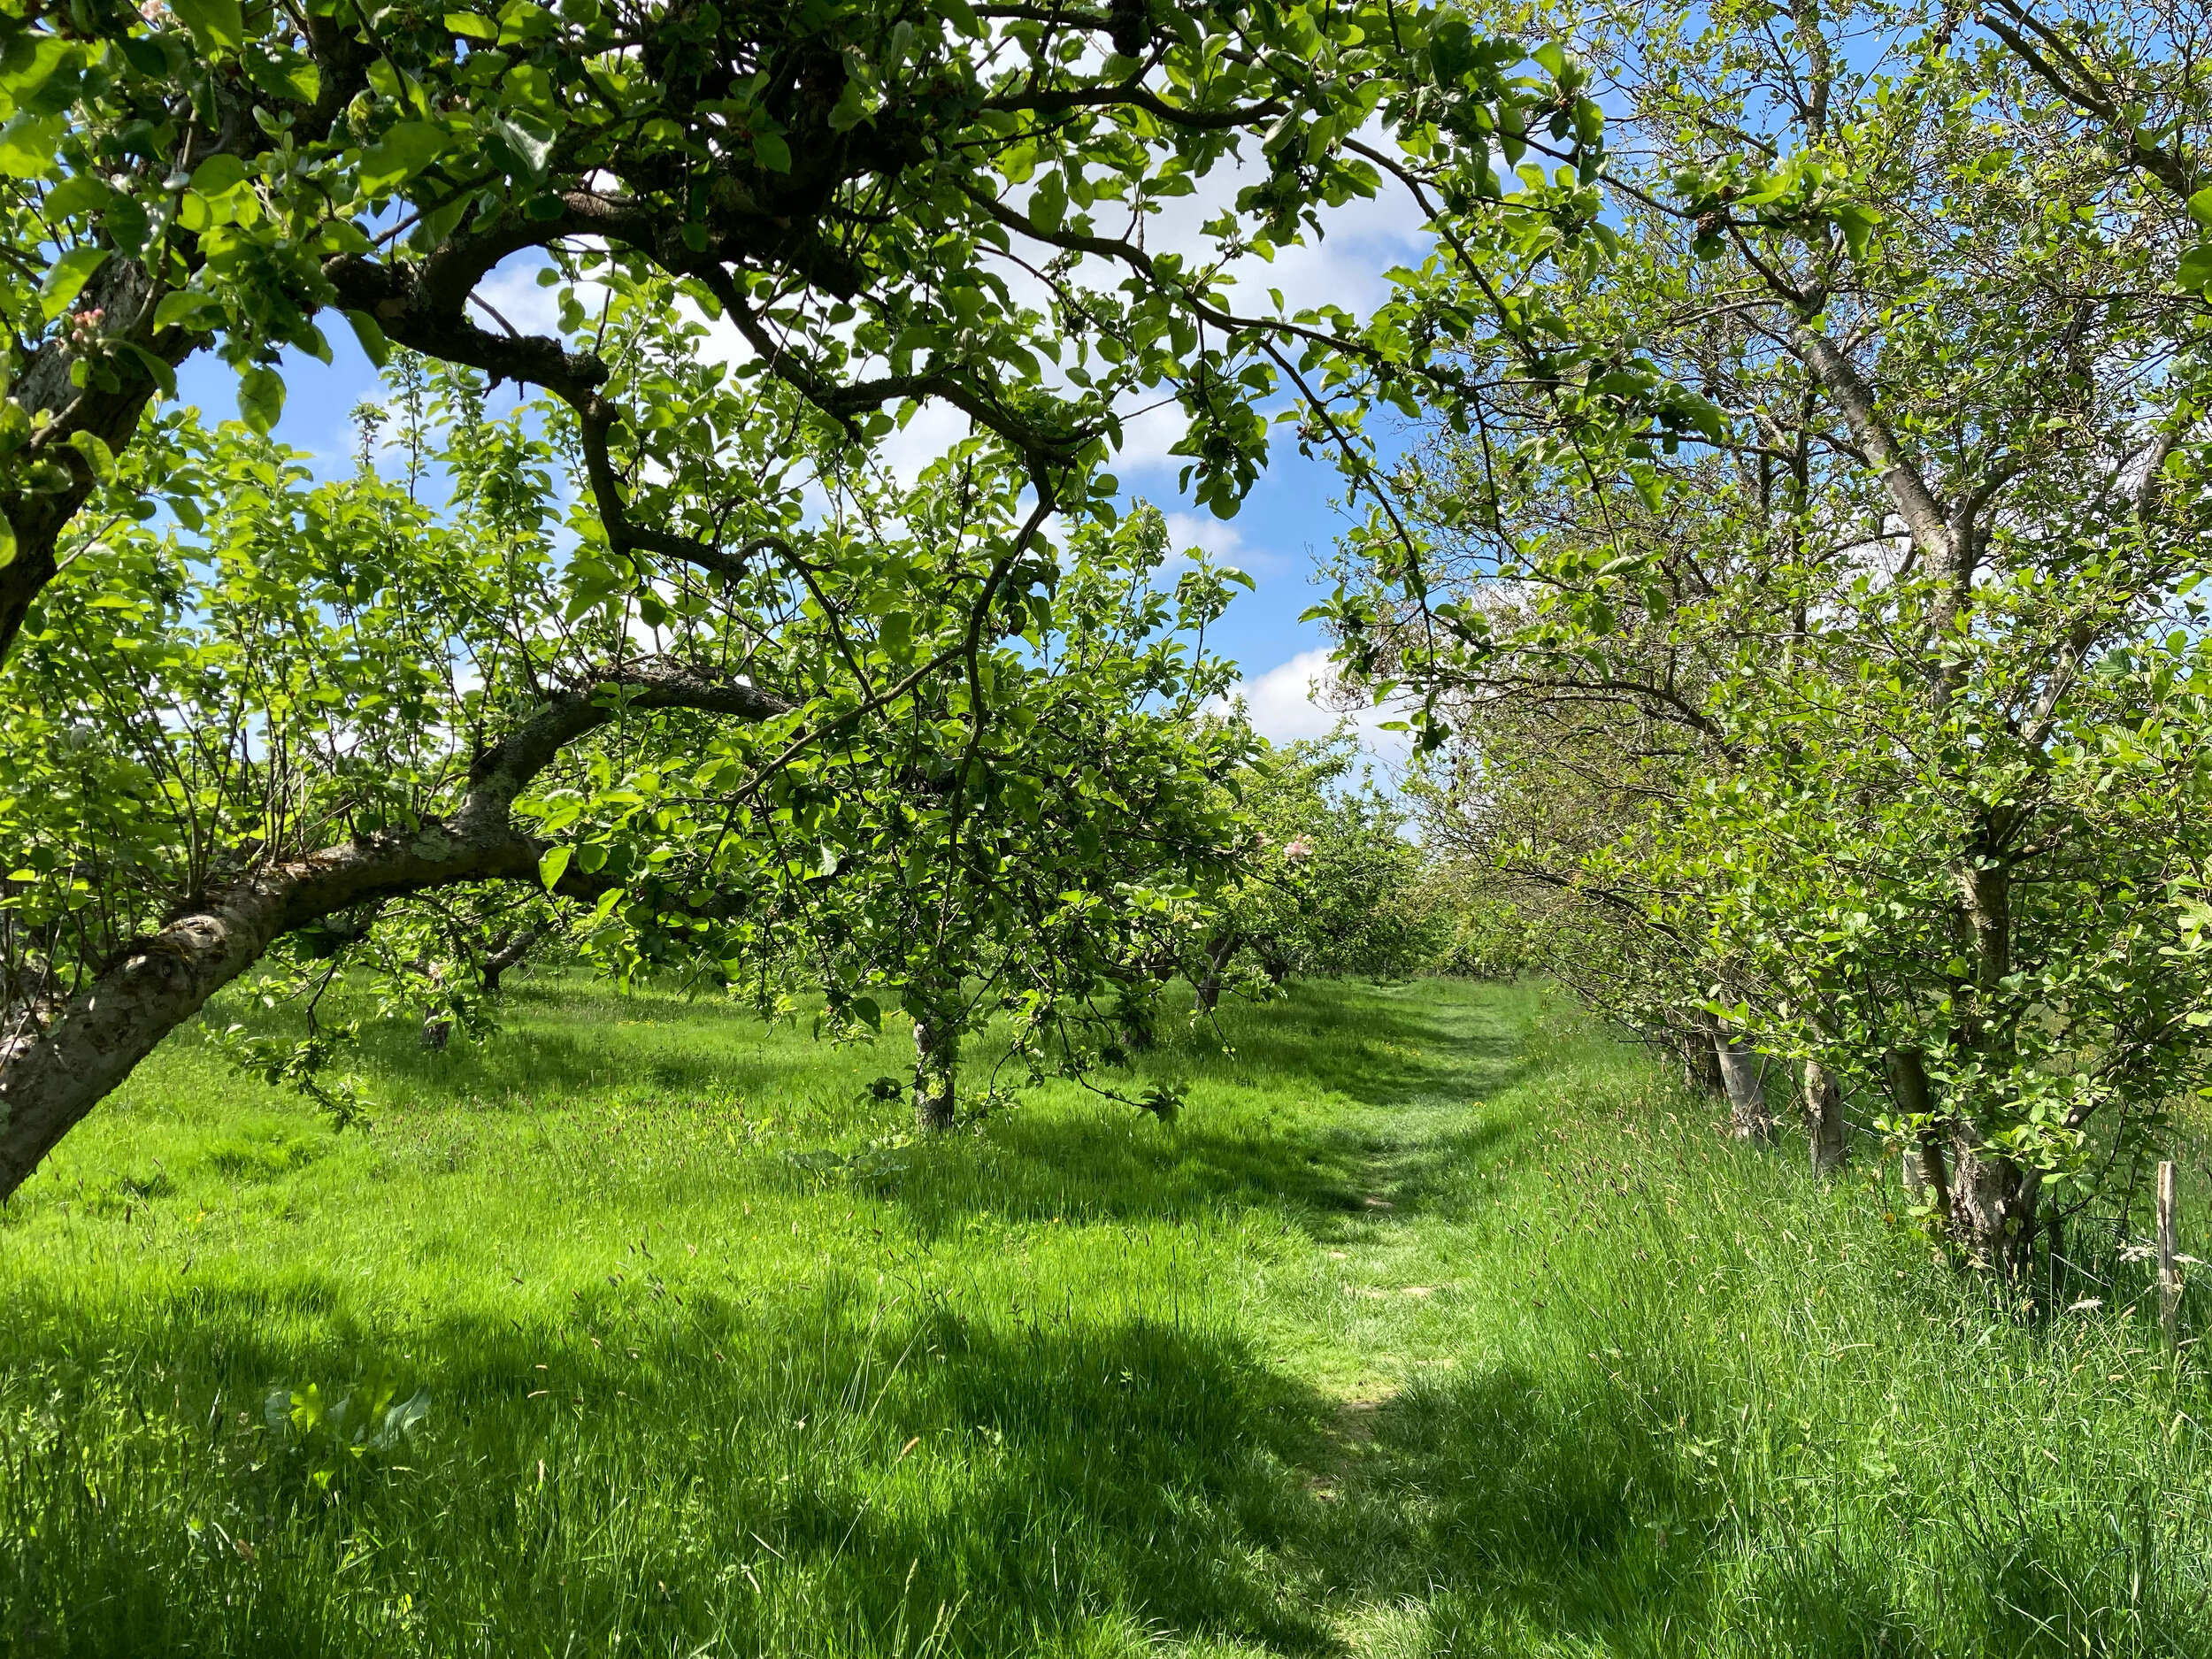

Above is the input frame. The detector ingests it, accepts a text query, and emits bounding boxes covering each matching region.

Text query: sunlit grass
[1,975,2206,1655]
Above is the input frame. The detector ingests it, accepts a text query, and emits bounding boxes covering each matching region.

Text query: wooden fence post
[2157,1160,2180,1347]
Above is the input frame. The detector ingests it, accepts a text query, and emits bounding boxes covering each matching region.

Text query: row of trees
[28,0,2207,1290]
[3,330,1451,1156]
[1330,0,2212,1272]
[0,0,1600,1191]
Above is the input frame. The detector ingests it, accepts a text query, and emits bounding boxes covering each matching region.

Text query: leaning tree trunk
[1801,1059,1846,1178]
[911,1002,959,1133]
[1716,1030,1775,1143]
[1680,1019,1725,1095]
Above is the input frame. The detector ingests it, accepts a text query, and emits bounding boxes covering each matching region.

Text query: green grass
[2,976,2209,1655]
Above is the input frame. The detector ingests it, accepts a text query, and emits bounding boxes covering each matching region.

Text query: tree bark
[1947,1133,2039,1277]
[911,1003,958,1133]
[481,926,539,994]
[1885,1048,1950,1221]
[1801,1058,1846,1178]
[0,664,785,1202]
[1717,1031,1775,1142]
[1681,1018,1725,1095]
[1194,928,1238,1013]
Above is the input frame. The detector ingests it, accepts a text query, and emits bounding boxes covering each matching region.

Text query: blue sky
[169,165,1431,753]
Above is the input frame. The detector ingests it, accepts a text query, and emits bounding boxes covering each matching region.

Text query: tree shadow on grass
[0,1279,1353,1656]
[857,983,1540,1243]
[0,1269,2004,1659]
[1172,979,1537,1111]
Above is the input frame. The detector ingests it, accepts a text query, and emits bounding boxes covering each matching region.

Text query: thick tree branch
[1983,4,2197,198]
[1786,322,1955,573]
[0,661,788,1202]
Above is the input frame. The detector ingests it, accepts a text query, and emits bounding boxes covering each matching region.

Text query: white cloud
[1225,647,1409,762]
[1160,509,1283,577]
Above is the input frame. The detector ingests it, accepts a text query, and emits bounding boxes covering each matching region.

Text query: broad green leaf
[236,364,285,434]
[153,289,219,330]
[444,12,499,39]
[1030,170,1066,234]
[190,155,250,198]
[752,129,792,173]
[357,122,450,196]
[41,245,110,318]
[245,46,319,104]
[43,172,111,219]
[0,111,64,179]
[2181,243,2212,292]
[342,309,393,368]
[539,846,572,890]
[169,0,246,50]
[487,113,555,177]
[828,77,870,133]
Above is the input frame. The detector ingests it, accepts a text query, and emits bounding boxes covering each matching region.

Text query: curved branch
[0,661,789,1202]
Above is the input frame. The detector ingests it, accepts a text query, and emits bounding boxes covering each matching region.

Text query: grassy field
[1,975,2208,1657]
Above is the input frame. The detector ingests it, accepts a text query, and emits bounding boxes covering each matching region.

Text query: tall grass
[0,976,2205,1655]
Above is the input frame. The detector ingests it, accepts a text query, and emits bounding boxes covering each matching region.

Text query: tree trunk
[1194,929,1238,1013]
[1885,1048,1950,1221]
[1681,1022,1724,1096]
[482,926,538,994]
[1947,1133,2038,1277]
[1801,1058,1845,1178]
[1717,1032,1775,1142]
[1947,863,2034,1271]
[911,1004,958,1133]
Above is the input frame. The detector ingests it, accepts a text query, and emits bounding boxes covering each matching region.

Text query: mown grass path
[2,979,2208,1656]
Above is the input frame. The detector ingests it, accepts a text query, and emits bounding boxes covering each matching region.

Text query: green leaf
[1029,170,1066,234]
[117,342,177,396]
[2180,243,2212,293]
[444,12,500,40]
[43,172,111,220]
[245,46,319,104]
[153,288,218,330]
[236,364,285,434]
[357,122,450,196]
[342,309,392,368]
[486,113,555,177]
[539,846,572,890]
[169,0,246,50]
[2190,187,2212,229]
[751,129,792,173]
[828,77,871,133]
[0,506,16,571]
[0,112,65,179]
[190,154,250,198]
[41,245,111,319]
[1830,202,1880,261]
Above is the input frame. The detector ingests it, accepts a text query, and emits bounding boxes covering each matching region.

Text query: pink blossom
[1283,836,1312,865]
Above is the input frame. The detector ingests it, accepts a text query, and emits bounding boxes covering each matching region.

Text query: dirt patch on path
[1307,1390,1399,1502]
